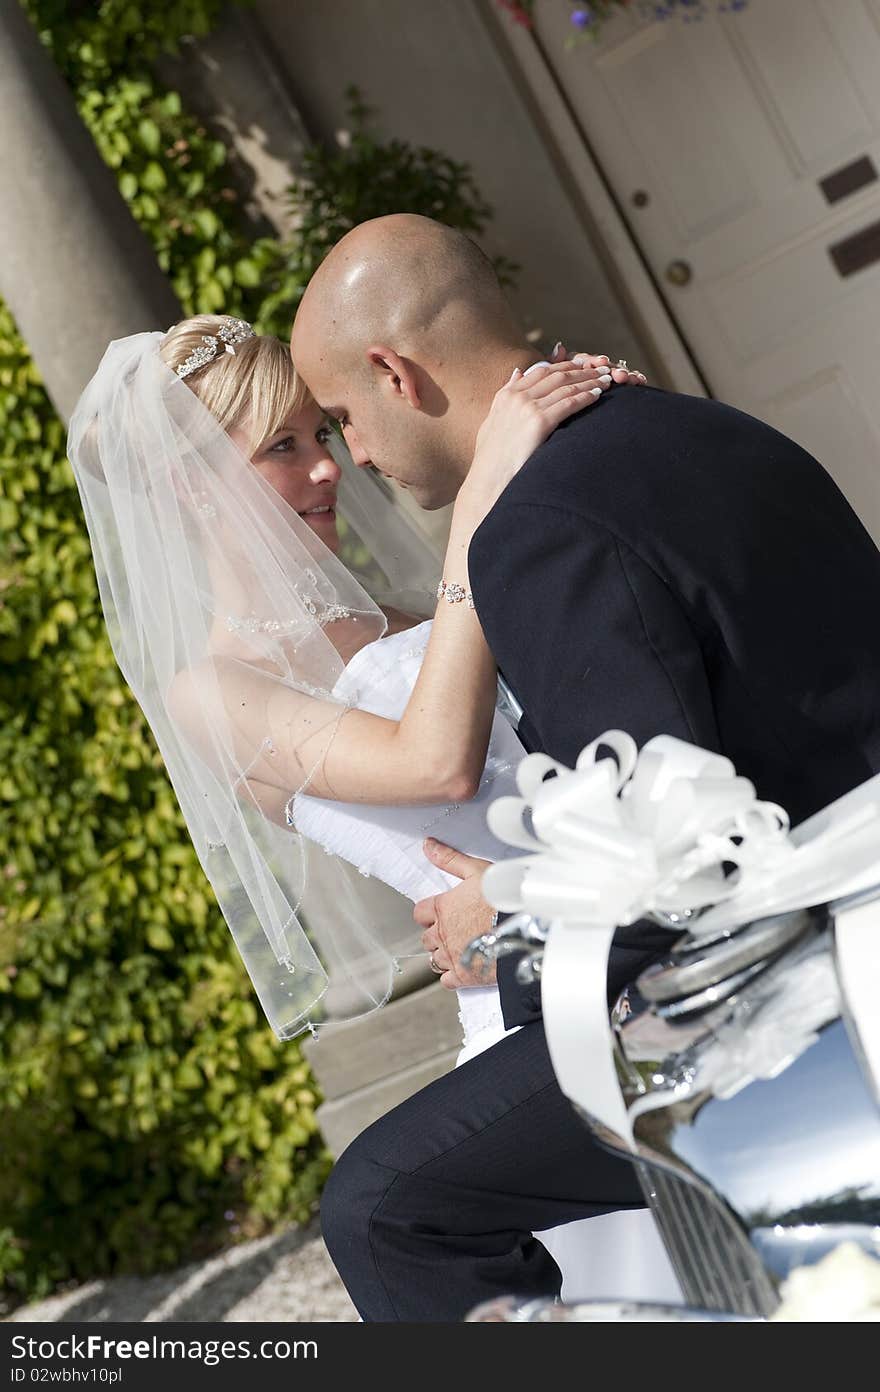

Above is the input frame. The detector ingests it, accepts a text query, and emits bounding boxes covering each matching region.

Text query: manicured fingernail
[597,355,609,363]
[552,341,564,357]
[507,367,521,383]
[599,374,612,385]
[590,387,603,397]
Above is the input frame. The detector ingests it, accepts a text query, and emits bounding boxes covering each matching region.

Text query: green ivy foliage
[0,299,328,1302]
[2,2,513,1306]
[81,79,266,316]
[23,0,234,83]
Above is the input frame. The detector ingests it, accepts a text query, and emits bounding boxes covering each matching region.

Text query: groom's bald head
[295,214,518,356]
[291,215,529,508]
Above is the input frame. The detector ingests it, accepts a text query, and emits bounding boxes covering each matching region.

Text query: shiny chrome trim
[460,913,549,971]
[642,1165,779,1317]
[515,949,543,984]
[617,914,880,1317]
[654,958,768,1019]
[829,879,880,915]
[467,1293,758,1321]
[832,894,880,1112]
[637,909,812,1004]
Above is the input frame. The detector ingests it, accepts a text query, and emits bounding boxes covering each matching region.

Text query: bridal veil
[67,331,440,1038]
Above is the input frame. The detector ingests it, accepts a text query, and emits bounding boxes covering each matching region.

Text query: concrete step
[303,979,461,1098]
[314,1043,462,1158]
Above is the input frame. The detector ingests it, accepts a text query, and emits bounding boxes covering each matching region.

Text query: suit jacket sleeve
[470,501,721,1021]
[497,949,542,1029]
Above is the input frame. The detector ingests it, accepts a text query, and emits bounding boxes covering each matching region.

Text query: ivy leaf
[234,258,261,288]
[146,923,174,951]
[140,161,167,193]
[192,208,219,241]
[196,278,226,313]
[12,969,41,999]
[52,601,78,627]
[137,118,161,156]
[118,171,138,201]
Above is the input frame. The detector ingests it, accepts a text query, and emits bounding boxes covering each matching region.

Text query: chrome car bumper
[609,900,880,1317]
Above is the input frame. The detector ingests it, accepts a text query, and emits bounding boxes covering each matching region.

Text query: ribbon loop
[575,730,638,788]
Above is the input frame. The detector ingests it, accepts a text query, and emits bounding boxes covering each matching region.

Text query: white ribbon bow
[482,731,880,1145]
[484,730,794,928]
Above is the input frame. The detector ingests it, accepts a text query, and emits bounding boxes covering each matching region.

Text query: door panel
[533,0,880,538]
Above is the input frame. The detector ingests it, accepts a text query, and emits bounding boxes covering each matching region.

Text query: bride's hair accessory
[436,578,475,609]
[67,330,441,1040]
[176,317,256,380]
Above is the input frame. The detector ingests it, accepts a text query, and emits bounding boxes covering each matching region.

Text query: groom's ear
[366,345,422,410]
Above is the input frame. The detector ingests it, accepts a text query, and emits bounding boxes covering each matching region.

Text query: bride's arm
[175,362,602,806]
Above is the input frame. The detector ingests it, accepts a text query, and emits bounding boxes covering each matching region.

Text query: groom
[291,214,880,1321]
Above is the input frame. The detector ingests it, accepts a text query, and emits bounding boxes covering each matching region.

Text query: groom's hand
[414,840,497,988]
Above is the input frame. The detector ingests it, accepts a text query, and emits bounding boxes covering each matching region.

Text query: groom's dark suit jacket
[468,386,880,1025]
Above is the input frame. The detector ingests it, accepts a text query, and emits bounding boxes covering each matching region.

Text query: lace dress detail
[291,620,523,1056]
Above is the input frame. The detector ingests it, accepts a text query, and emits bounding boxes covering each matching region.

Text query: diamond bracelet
[436,579,476,609]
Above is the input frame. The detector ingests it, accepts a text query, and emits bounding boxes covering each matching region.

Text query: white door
[533,0,880,540]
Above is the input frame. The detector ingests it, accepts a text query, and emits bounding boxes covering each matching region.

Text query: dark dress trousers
[320,387,880,1321]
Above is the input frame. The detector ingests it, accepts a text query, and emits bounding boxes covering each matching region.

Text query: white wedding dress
[294,619,681,1304]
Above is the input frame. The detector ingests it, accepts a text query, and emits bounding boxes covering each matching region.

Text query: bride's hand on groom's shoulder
[552,341,647,387]
[467,359,614,510]
[414,841,497,988]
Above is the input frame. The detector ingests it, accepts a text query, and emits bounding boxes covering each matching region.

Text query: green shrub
[24,0,233,82]
[1,2,513,1306]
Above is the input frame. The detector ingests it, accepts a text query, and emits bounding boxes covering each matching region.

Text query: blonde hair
[159,315,312,455]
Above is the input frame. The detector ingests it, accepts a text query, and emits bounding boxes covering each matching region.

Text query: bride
[67,313,677,1304]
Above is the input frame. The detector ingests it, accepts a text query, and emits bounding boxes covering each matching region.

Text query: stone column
[0,0,180,422]
[303,982,462,1158]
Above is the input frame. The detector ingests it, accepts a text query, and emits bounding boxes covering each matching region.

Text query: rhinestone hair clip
[176,318,256,380]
